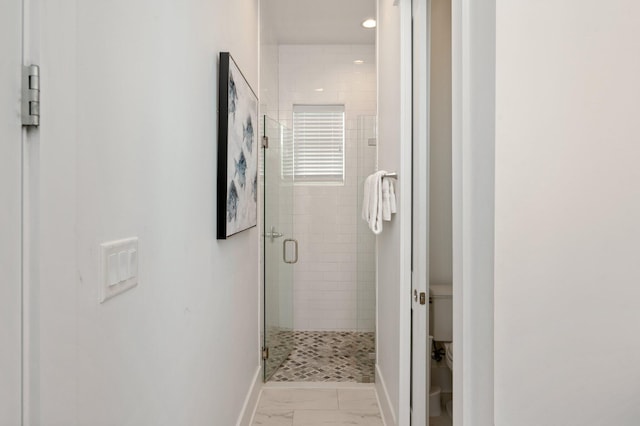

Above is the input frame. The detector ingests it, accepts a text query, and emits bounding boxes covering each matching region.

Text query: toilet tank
[430,284,452,341]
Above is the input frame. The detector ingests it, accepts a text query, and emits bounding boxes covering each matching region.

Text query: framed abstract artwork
[217,52,259,239]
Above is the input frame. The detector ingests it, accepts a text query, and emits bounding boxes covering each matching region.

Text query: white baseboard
[376,364,397,426]
[236,365,263,426]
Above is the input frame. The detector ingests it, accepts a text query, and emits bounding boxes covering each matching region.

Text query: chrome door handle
[283,238,298,264]
[264,226,284,242]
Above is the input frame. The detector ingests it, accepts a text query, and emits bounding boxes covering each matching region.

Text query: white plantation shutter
[292,105,345,183]
[281,125,294,180]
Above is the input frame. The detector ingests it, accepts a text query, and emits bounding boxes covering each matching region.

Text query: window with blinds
[291,105,345,183]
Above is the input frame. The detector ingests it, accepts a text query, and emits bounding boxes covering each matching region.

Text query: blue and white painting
[225,56,258,237]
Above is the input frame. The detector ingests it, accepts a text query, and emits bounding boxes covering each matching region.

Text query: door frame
[398,0,496,424]
[410,0,430,424]
[451,0,496,426]
[396,0,413,424]
[451,0,495,424]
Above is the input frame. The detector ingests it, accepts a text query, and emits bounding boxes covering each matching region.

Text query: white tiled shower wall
[278,44,377,331]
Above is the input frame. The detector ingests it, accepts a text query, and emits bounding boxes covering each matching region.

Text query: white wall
[0,0,22,423]
[495,1,640,424]
[260,2,280,120]
[278,44,377,332]
[28,0,261,424]
[429,0,452,287]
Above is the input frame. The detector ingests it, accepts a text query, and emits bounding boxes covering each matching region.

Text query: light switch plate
[100,237,139,303]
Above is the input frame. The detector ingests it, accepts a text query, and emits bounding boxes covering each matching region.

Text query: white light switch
[108,253,119,286]
[118,251,129,280]
[100,237,139,303]
[128,248,138,279]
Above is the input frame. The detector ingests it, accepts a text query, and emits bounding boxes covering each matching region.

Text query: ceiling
[264,0,376,45]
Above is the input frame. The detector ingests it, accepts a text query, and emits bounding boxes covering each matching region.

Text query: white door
[0,0,24,423]
[411,0,430,424]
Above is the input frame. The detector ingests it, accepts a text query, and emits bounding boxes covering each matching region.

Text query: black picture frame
[217,52,259,239]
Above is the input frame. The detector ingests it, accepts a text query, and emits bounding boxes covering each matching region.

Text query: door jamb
[399,0,496,424]
[452,0,496,424]
[398,0,413,424]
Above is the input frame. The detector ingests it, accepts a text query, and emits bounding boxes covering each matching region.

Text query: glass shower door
[262,115,294,381]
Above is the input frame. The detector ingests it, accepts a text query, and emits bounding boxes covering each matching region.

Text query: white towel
[388,178,397,214]
[362,170,397,234]
[383,175,397,218]
[382,178,392,221]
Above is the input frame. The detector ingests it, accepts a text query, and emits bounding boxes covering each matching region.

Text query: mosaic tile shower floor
[270,331,375,383]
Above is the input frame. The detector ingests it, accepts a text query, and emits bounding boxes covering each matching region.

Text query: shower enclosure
[262,115,295,381]
[262,114,377,382]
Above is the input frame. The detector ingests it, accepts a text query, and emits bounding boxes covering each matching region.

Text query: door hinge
[262,347,269,360]
[262,136,269,148]
[419,292,426,305]
[22,64,40,127]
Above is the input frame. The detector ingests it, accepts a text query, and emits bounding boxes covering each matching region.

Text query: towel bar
[384,172,398,179]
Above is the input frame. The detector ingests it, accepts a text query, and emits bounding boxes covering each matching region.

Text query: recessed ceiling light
[314,88,324,92]
[361,19,376,29]
[354,60,365,65]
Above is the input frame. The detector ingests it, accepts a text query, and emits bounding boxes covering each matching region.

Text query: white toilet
[431,284,453,418]
[431,284,453,366]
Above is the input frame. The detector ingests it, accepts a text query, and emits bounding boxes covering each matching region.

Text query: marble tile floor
[251,385,384,426]
[271,332,375,383]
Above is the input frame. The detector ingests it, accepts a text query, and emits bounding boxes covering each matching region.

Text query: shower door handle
[283,238,298,264]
